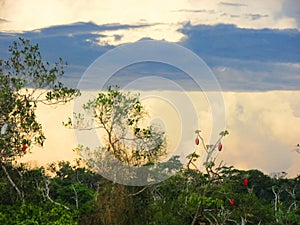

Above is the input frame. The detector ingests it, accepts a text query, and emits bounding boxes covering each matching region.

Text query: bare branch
[72,184,79,209]
[128,186,149,196]
[44,179,70,210]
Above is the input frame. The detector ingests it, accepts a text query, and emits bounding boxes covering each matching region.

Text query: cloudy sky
[1,0,300,177]
[1,0,300,34]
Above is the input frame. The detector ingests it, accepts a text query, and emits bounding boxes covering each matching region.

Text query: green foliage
[0,203,77,225]
[70,86,166,167]
[0,159,299,224]
[47,161,101,216]
[0,37,79,163]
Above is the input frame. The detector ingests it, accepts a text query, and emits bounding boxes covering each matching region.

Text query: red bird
[195,137,200,145]
[22,145,27,152]
[243,178,249,186]
[218,143,222,151]
[230,198,235,207]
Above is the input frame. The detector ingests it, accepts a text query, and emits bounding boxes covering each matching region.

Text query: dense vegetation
[0,38,299,224]
[0,161,299,224]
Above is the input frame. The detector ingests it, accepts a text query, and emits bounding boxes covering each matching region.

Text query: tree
[0,38,79,201]
[68,86,167,177]
[66,86,170,223]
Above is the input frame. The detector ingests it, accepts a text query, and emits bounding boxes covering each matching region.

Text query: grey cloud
[245,13,269,21]
[174,9,216,14]
[1,22,300,91]
[212,62,300,91]
[0,18,8,23]
[180,23,300,63]
[235,103,244,116]
[0,21,155,78]
[179,23,300,91]
[0,22,162,89]
[281,0,300,28]
[27,22,153,38]
[114,34,123,41]
[219,2,247,7]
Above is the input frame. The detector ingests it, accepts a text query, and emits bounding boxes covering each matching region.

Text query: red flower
[243,178,249,186]
[22,145,27,152]
[218,143,222,151]
[230,198,235,207]
[195,137,200,145]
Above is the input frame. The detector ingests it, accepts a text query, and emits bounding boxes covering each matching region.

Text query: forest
[0,38,299,225]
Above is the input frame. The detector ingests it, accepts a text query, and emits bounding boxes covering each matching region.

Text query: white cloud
[222,91,300,176]
[22,90,300,178]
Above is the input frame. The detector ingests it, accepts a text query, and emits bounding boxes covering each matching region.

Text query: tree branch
[44,179,70,210]
[0,162,24,202]
[128,186,148,196]
[72,184,79,209]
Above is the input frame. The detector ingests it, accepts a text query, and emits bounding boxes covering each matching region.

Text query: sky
[1,0,300,38]
[0,0,300,178]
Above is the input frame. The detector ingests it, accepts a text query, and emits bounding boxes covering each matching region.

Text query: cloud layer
[21,91,300,178]
[0,0,299,33]
[1,22,299,91]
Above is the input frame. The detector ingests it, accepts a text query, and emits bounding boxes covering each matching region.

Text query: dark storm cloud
[0,22,155,87]
[180,23,300,63]
[0,22,300,91]
[0,21,150,63]
[179,23,300,91]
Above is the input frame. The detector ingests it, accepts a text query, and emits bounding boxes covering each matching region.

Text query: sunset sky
[0,0,300,178]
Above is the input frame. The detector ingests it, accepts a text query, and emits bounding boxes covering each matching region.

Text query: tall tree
[69,86,166,168]
[0,38,79,201]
